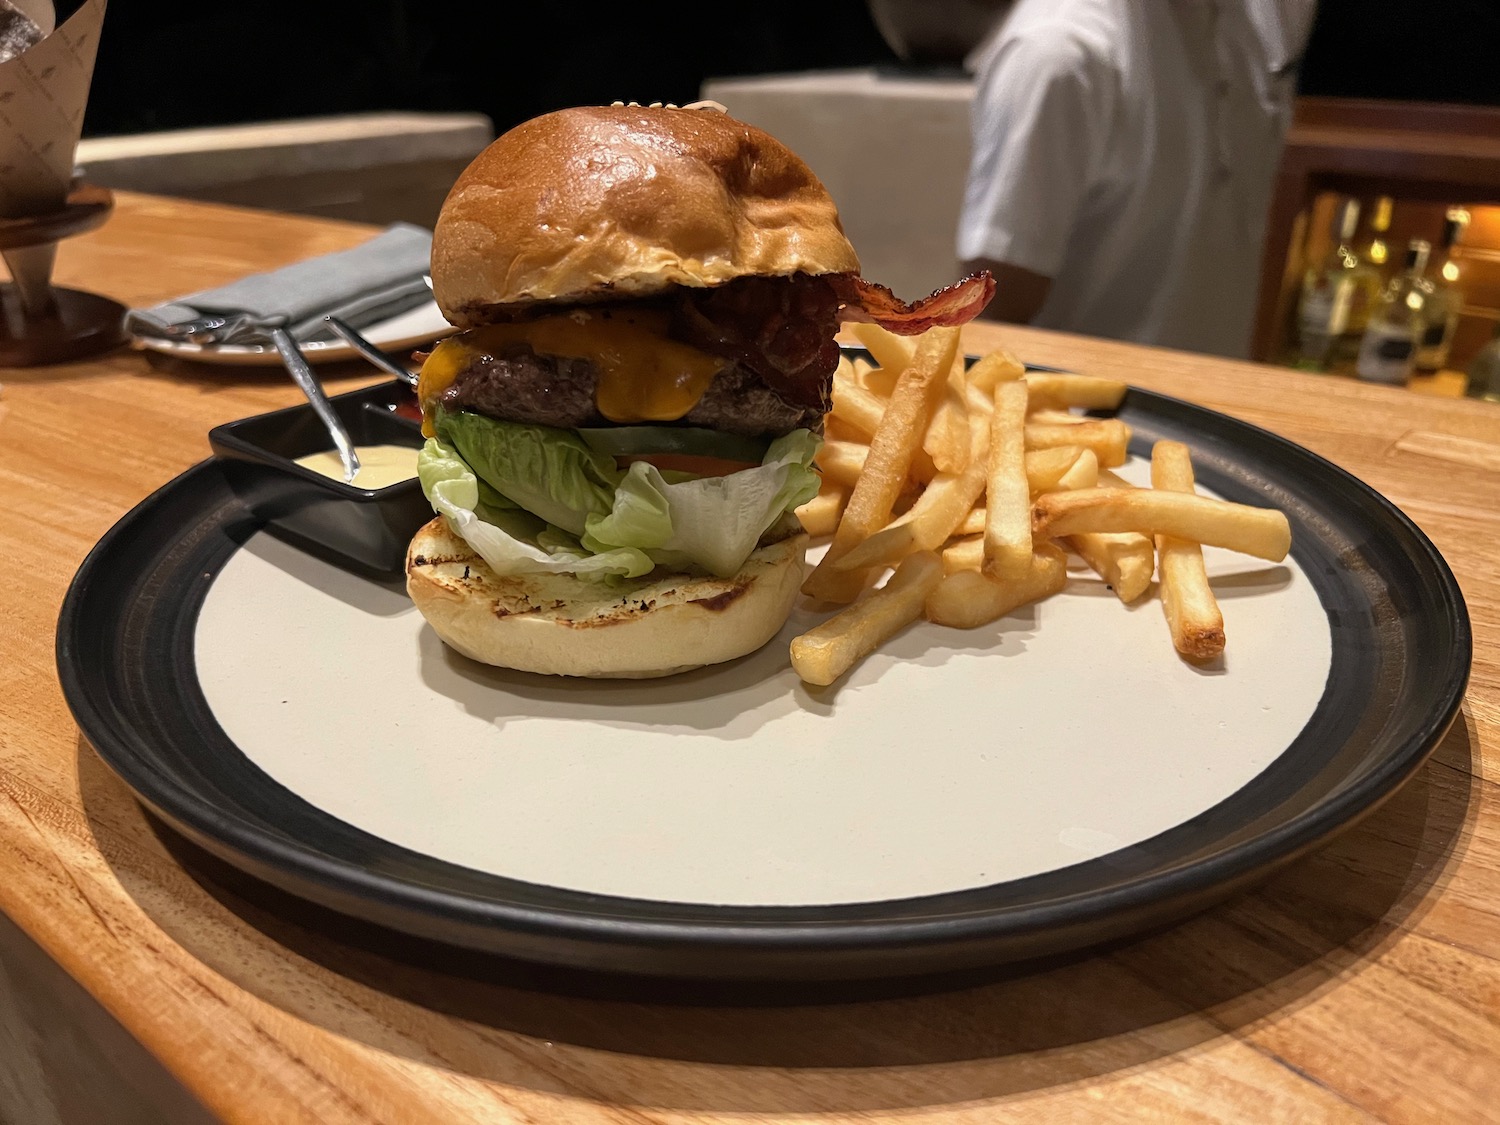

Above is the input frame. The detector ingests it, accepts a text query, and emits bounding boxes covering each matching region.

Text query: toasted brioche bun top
[430,104,861,327]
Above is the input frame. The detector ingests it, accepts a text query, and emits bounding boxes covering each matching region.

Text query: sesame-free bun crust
[431,104,861,326]
[406,516,807,678]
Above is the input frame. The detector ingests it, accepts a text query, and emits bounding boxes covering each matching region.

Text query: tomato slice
[617,453,760,477]
[577,425,771,463]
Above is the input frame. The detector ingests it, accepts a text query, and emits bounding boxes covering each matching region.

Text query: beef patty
[440,273,846,437]
[441,348,825,437]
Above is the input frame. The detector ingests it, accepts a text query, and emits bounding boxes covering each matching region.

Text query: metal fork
[159,312,362,483]
[322,315,420,386]
[262,324,361,483]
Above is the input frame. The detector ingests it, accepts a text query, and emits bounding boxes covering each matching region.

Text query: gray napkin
[129,222,434,343]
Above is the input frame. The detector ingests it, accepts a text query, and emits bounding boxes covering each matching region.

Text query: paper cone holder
[0,181,126,366]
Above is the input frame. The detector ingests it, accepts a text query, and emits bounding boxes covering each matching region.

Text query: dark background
[79,0,1500,140]
[1295,0,1500,105]
[80,1,900,138]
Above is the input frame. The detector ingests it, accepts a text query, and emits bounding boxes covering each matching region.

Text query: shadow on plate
[79,712,1479,1114]
[414,573,1057,730]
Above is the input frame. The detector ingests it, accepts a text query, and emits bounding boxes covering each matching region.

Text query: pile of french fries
[789,322,1293,687]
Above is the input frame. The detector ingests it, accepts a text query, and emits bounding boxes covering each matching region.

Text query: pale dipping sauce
[293,444,419,489]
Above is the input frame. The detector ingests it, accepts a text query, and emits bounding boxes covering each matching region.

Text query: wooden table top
[4,191,1498,1124]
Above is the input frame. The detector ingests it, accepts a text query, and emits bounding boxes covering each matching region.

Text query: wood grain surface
[2,193,1498,1124]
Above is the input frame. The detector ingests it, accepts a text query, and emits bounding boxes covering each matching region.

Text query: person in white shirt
[956,0,1317,358]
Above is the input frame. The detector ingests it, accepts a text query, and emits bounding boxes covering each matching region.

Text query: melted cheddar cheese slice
[417,309,725,437]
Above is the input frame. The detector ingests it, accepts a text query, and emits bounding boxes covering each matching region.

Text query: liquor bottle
[1414,208,1469,373]
[1356,240,1433,386]
[1295,199,1379,371]
[1359,196,1394,272]
[1337,196,1394,367]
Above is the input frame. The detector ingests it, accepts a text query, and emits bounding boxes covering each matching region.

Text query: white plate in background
[132,299,454,367]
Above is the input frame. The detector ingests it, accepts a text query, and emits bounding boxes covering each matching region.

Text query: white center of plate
[194,465,1332,906]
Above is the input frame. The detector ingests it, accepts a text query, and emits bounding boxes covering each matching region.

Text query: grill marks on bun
[405,517,809,678]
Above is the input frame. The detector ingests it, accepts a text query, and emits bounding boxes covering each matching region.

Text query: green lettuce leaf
[435,410,619,536]
[419,414,821,579]
[584,429,821,576]
[416,438,654,581]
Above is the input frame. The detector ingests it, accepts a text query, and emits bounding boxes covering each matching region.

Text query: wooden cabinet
[1252,97,1500,375]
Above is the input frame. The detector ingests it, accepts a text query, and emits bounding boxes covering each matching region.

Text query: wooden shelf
[1252,97,1500,367]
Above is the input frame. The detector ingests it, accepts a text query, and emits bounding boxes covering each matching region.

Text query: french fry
[793,328,1283,672]
[814,439,869,490]
[1065,532,1155,603]
[1027,408,1087,425]
[941,534,983,574]
[1152,440,1225,659]
[966,348,1025,394]
[963,379,994,417]
[961,446,1098,514]
[849,322,915,372]
[831,375,886,439]
[822,416,866,445]
[1054,448,1100,491]
[1024,372,1129,412]
[984,379,1031,581]
[1048,464,1151,604]
[1024,446,1085,493]
[830,513,919,573]
[848,325,910,400]
[833,452,991,572]
[1025,418,1131,467]
[833,376,939,484]
[791,552,943,685]
[1033,488,1292,562]
[922,354,971,474]
[906,459,990,546]
[836,373,997,573]
[861,364,901,398]
[849,321,917,373]
[796,483,848,538]
[802,326,960,602]
[925,543,1068,628]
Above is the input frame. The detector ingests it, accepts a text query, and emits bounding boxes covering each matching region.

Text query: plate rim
[55,382,1473,976]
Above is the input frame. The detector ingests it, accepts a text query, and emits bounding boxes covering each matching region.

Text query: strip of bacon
[829,271,996,335]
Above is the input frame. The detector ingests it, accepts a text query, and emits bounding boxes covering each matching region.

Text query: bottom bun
[405,516,808,678]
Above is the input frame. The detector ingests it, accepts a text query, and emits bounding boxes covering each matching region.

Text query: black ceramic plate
[56,386,1470,983]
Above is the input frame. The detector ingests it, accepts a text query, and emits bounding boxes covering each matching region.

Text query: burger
[407,102,993,678]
